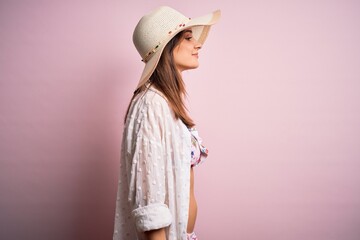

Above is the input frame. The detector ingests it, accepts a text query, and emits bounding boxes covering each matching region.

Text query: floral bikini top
[189,128,208,167]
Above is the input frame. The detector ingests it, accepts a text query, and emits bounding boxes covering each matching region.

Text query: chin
[184,66,199,71]
[179,62,199,72]
[188,63,200,70]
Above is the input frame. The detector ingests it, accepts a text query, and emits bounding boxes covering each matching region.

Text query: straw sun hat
[132,6,221,89]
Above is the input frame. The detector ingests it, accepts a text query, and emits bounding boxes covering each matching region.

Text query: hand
[145,228,166,240]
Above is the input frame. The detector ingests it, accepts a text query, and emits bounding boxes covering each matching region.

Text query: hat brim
[135,9,221,89]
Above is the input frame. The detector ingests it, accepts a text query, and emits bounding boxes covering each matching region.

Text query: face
[173,29,202,72]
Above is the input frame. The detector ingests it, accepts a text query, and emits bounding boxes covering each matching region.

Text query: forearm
[144,228,166,240]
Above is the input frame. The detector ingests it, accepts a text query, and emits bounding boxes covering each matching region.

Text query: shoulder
[141,88,169,108]
[126,88,171,123]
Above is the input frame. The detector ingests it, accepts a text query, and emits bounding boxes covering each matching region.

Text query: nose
[194,39,202,50]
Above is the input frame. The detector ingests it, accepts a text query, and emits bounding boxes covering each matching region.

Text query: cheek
[173,48,186,64]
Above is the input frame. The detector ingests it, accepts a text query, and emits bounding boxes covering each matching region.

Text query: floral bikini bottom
[187,232,198,240]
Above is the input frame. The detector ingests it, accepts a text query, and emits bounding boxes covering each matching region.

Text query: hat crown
[133,6,188,60]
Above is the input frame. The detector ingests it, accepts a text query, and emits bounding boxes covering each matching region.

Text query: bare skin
[187,167,197,233]
[144,228,166,240]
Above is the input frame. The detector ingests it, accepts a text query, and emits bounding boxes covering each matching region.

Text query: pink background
[1,0,360,239]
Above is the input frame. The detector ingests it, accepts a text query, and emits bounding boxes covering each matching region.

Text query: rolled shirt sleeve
[132,203,172,232]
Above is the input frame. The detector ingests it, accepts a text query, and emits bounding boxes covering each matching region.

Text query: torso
[139,86,202,234]
[187,128,207,233]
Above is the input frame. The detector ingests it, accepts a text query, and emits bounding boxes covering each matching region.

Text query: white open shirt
[113,86,192,240]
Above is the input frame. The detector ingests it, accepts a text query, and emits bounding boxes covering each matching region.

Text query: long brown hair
[125,31,195,128]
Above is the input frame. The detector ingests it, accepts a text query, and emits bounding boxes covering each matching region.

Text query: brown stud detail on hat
[142,41,163,62]
[141,20,188,62]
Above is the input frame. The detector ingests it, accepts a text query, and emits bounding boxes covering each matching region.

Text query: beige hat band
[141,17,191,63]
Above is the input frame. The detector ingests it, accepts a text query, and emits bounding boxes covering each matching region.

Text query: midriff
[187,168,197,233]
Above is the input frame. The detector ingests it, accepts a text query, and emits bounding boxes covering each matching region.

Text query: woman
[113,6,220,240]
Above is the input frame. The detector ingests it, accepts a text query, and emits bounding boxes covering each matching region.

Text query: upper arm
[127,96,172,232]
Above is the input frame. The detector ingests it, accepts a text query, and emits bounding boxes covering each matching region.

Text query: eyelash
[185,37,192,40]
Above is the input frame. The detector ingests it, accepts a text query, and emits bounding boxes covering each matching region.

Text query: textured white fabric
[113,86,192,240]
[132,203,172,232]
